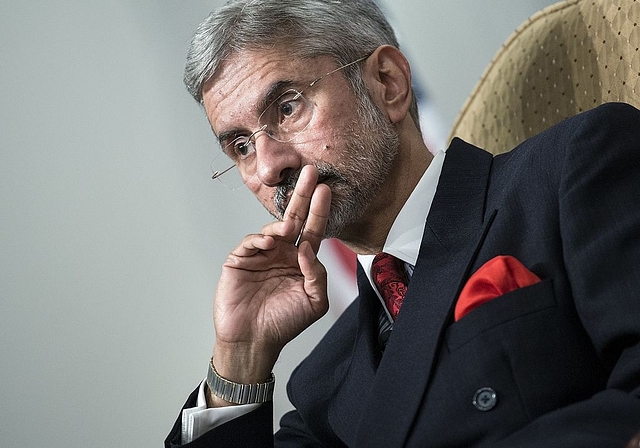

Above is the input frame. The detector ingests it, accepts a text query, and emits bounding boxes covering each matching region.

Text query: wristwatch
[206,358,275,404]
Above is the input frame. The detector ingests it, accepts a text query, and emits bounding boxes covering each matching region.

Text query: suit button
[473,387,497,411]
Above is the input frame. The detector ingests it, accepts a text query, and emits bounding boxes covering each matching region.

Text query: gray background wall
[1,1,555,446]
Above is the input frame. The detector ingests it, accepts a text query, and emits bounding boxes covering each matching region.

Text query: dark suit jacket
[167,103,640,447]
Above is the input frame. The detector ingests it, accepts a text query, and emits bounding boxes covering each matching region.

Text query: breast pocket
[445,277,556,352]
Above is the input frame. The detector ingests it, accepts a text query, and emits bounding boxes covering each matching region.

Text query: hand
[210,166,331,403]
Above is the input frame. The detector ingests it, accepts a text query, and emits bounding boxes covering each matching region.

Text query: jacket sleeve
[164,386,274,448]
[165,386,327,447]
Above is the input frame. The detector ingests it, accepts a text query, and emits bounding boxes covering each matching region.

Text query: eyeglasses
[210,54,371,190]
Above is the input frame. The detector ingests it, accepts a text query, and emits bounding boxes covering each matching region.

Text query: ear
[362,45,413,124]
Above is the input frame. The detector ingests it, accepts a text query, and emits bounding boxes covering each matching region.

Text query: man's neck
[339,136,433,255]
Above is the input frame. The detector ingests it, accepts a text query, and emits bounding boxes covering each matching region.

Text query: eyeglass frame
[210,53,372,186]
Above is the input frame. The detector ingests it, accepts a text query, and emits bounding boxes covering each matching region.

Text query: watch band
[206,358,275,404]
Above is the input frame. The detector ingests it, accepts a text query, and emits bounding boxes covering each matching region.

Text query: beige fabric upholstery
[449,0,640,155]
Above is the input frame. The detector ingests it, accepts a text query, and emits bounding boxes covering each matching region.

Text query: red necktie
[371,253,409,320]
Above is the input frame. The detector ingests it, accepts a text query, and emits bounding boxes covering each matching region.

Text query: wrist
[212,341,278,384]
[206,357,275,406]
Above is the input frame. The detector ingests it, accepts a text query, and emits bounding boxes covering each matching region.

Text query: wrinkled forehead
[202,50,336,135]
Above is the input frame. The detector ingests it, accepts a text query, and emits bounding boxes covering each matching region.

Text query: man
[166,0,640,446]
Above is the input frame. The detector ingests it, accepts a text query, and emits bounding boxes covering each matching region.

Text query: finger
[260,219,295,238]
[224,234,288,272]
[230,234,276,258]
[297,240,329,315]
[282,165,319,239]
[297,182,331,252]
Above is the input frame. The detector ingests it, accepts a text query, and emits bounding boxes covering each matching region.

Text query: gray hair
[184,0,420,130]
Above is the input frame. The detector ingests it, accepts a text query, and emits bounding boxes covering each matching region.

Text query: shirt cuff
[181,379,261,444]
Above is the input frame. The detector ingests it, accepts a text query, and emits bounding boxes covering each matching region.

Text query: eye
[279,100,295,118]
[226,137,255,160]
[275,94,302,123]
[258,89,312,140]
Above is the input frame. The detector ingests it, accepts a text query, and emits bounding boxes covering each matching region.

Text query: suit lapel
[327,264,386,444]
[354,139,496,447]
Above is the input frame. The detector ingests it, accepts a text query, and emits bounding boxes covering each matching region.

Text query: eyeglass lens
[210,53,370,190]
[211,89,313,190]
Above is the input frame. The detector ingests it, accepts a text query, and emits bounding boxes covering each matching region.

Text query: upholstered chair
[449,0,640,155]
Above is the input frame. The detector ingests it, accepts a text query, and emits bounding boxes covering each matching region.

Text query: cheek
[248,182,276,210]
[305,115,351,157]
[312,91,356,132]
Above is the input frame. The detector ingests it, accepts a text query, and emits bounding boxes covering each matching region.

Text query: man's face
[202,50,398,238]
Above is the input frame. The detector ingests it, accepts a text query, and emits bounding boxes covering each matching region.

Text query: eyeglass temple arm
[212,124,269,180]
[308,54,371,88]
[212,164,235,180]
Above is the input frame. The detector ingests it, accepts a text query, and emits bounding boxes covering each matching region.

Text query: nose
[252,133,301,187]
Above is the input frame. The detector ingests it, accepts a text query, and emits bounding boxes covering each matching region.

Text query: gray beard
[270,97,399,239]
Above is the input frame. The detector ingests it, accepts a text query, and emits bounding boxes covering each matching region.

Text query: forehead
[202,50,336,136]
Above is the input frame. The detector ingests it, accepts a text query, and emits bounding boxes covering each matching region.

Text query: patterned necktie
[371,253,409,320]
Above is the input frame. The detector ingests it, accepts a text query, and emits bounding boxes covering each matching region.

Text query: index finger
[297,182,331,252]
[282,165,319,238]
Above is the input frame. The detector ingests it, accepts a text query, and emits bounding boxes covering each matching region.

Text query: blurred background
[1,1,556,446]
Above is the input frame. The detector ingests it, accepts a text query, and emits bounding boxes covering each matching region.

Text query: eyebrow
[216,79,298,149]
[256,79,297,116]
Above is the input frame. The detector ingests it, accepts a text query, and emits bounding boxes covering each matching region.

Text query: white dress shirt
[359,149,446,320]
[181,150,447,443]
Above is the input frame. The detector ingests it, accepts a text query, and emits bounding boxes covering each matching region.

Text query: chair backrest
[449,0,640,155]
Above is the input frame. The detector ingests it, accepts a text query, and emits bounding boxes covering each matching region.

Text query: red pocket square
[454,255,541,321]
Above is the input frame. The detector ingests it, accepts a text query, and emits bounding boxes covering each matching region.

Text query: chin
[324,207,361,240]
